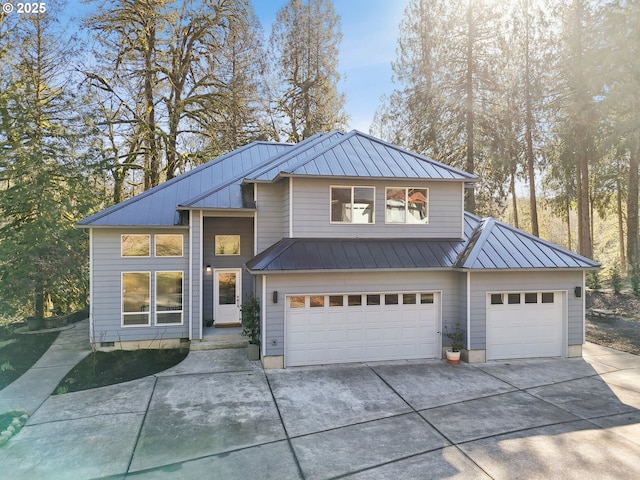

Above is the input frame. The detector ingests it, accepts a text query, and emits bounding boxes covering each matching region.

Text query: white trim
[121,271,151,327]
[289,178,294,237]
[198,211,204,339]
[154,271,184,326]
[466,271,471,351]
[383,187,429,225]
[254,183,258,256]
[89,228,94,343]
[262,274,267,358]
[461,182,465,237]
[329,185,376,225]
[120,234,150,257]
[188,211,193,340]
[154,234,184,257]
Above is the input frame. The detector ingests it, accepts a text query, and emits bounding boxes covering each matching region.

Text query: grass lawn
[56,348,189,394]
[0,325,58,391]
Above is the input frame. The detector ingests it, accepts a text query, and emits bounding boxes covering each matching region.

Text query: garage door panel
[286,292,440,366]
[487,291,563,360]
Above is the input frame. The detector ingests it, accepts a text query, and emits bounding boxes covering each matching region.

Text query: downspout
[582,270,586,344]
[188,210,193,341]
[89,228,94,343]
[199,211,204,340]
[289,178,294,238]
[262,274,267,358]
[254,183,258,256]
[467,271,471,351]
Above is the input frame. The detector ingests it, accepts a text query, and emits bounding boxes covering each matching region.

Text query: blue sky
[254,0,411,132]
[63,0,410,133]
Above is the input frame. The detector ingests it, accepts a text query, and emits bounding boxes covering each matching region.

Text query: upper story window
[385,187,429,224]
[121,234,150,257]
[330,186,375,224]
[215,235,240,255]
[155,234,183,257]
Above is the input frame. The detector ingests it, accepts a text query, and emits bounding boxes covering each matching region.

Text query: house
[78,130,599,368]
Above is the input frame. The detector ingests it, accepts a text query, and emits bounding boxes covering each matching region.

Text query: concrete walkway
[1,340,640,479]
[0,319,91,415]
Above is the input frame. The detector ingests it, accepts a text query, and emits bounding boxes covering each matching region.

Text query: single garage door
[286,292,440,367]
[486,291,564,360]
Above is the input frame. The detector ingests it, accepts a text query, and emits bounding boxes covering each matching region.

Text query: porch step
[190,334,248,351]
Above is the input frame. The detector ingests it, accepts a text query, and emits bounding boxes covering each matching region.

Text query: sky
[253,0,411,133]
[59,0,411,134]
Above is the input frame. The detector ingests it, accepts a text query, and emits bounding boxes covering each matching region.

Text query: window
[367,294,381,306]
[490,294,504,305]
[156,272,183,324]
[155,235,183,257]
[542,292,555,303]
[525,293,538,304]
[330,186,375,224]
[385,294,399,305]
[289,296,305,308]
[310,296,325,307]
[329,295,344,307]
[348,295,362,306]
[508,293,521,304]
[385,188,428,224]
[121,235,150,257]
[403,293,416,305]
[420,293,434,304]
[122,272,150,326]
[215,235,240,255]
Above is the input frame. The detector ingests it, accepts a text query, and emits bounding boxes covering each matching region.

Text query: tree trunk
[628,140,639,271]
[510,169,519,229]
[464,2,476,213]
[617,177,627,274]
[524,1,539,236]
[143,24,160,189]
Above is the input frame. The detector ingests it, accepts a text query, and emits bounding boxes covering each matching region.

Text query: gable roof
[246,213,599,273]
[251,130,476,182]
[78,130,477,227]
[454,217,600,270]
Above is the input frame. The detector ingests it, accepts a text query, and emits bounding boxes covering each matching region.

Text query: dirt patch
[586,290,640,355]
[56,348,189,394]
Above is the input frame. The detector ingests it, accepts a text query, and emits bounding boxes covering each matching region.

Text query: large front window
[156,272,183,325]
[330,186,375,224]
[385,187,429,224]
[122,272,150,326]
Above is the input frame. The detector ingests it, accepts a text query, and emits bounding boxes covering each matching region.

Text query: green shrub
[610,264,623,294]
[587,271,601,290]
[241,294,260,345]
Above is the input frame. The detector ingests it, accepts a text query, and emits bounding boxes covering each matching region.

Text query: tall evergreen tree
[269,0,347,142]
[0,7,99,318]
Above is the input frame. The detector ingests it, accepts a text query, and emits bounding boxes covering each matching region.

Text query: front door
[214,269,241,326]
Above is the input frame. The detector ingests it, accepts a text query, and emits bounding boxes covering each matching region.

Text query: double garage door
[486,291,564,360]
[286,292,440,367]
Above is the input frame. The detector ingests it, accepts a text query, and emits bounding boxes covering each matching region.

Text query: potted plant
[241,294,260,360]
[443,323,464,365]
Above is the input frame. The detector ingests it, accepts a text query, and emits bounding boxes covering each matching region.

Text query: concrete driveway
[2,343,640,479]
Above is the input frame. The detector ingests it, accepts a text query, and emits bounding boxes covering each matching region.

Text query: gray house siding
[290,177,464,239]
[191,210,202,340]
[256,181,286,254]
[262,271,460,357]
[91,227,190,343]
[202,216,255,325]
[468,270,585,350]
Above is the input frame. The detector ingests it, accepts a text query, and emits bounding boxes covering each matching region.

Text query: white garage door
[286,292,440,367]
[486,291,564,360]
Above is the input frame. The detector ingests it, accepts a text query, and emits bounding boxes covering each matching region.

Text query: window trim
[155,234,184,257]
[121,271,151,327]
[215,234,241,256]
[155,271,184,326]
[384,187,429,225]
[121,234,151,258]
[329,185,376,225]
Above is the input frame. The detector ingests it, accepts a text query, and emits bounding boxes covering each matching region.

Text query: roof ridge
[347,130,478,180]
[491,218,599,266]
[179,135,328,207]
[78,142,267,225]
[248,131,344,181]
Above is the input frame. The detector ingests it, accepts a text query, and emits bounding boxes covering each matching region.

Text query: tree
[269,0,347,142]
[0,7,99,318]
